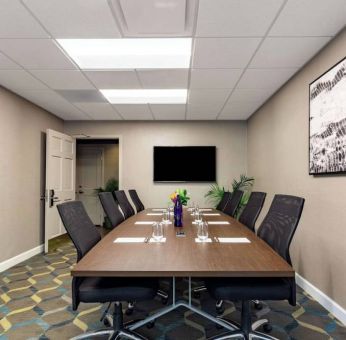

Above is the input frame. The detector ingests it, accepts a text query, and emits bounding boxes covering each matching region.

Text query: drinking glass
[162,210,169,224]
[194,211,203,223]
[152,222,164,241]
[197,222,209,241]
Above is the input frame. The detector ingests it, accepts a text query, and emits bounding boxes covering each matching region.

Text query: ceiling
[0,0,345,121]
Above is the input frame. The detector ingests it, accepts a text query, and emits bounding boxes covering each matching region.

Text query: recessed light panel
[57,38,192,69]
[100,89,187,104]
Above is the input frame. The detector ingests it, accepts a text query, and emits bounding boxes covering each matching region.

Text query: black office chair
[113,190,136,219]
[57,201,158,340]
[216,191,231,211]
[129,189,145,213]
[239,192,267,232]
[223,190,243,217]
[205,194,305,339]
[99,192,125,229]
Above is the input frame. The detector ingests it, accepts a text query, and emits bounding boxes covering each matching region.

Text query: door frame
[74,135,122,190]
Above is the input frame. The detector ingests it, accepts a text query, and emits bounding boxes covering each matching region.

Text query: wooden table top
[72,208,294,278]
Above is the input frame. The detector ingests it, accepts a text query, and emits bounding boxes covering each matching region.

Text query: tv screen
[153,146,216,182]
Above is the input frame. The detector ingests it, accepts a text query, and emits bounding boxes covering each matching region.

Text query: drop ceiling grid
[0,0,343,121]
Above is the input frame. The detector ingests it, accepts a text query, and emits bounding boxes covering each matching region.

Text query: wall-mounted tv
[153,146,216,182]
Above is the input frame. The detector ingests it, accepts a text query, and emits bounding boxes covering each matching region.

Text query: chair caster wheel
[254,302,263,310]
[263,323,272,333]
[146,321,155,329]
[125,308,134,316]
[103,318,111,327]
[216,306,225,315]
[161,297,168,305]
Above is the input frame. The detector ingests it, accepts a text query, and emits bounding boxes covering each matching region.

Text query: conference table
[72,207,294,333]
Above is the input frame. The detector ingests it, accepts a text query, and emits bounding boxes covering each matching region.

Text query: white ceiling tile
[15,89,90,120]
[237,68,298,89]
[0,70,48,90]
[30,70,95,90]
[188,89,230,109]
[186,104,221,116]
[113,104,153,120]
[190,69,242,89]
[193,38,261,68]
[74,103,121,120]
[0,52,21,69]
[0,0,48,38]
[137,69,188,89]
[250,37,331,68]
[196,0,283,37]
[219,100,261,120]
[230,88,274,104]
[150,104,186,120]
[23,0,121,38]
[0,39,76,69]
[186,111,218,120]
[84,71,140,89]
[269,0,346,37]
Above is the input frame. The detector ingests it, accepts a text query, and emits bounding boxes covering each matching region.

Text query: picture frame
[309,56,346,175]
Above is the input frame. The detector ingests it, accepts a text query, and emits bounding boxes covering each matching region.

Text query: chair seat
[206,277,292,302]
[79,277,158,303]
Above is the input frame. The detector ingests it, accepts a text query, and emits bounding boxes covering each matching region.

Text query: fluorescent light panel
[57,38,192,69]
[100,89,187,104]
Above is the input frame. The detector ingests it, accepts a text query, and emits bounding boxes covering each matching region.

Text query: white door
[76,147,103,226]
[45,129,75,253]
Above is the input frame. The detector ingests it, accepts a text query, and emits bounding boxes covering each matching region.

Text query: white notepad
[192,221,203,225]
[217,237,250,243]
[208,221,230,225]
[195,238,212,243]
[152,208,167,211]
[135,221,156,225]
[202,213,221,216]
[149,237,167,243]
[147,213,163,216]
[114,237,146,243]
[199,208,213,211]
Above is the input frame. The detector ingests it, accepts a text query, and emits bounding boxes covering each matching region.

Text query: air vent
[110,0,198,37]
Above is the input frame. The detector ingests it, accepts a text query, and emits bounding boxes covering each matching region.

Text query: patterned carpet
[0,240,345,340]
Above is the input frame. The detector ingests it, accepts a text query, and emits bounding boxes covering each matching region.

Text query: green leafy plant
[204,183,226,208]
[95,178,119,193]
[170,188,190,206]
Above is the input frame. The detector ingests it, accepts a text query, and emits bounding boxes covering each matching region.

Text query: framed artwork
[309,56,346,174]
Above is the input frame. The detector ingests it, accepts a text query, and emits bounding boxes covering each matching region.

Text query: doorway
[76,139,120,226]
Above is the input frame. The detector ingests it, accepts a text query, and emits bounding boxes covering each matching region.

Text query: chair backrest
[238,192,267,232]
[129,189,145,212]
[223,190,243,217]
[57,201,101,262]
[113,190,135,219]
[216,191,231,211]
[98,192,124,228]
[257,194,305,265]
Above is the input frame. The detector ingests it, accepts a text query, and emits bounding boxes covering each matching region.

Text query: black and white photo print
[309,57,346,174]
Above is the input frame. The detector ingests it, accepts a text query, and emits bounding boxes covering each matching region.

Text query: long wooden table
[72,208,293,337]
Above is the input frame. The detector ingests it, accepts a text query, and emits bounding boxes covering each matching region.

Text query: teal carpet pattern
[0,241,345,339]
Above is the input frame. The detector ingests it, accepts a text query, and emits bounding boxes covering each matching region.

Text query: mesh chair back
[129,189,145,212]
[257,195,304,265]
[223,190,243,217]
[57,201,101,261]
[113,190,135,219]
[216,191,231,211]
[99,192,124,228]
[238,192,266,232]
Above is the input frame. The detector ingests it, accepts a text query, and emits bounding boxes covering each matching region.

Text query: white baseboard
[0,244,44,273]
[296,273,346,325]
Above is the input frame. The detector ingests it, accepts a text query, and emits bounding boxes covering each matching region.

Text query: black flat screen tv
[153,146,216,182]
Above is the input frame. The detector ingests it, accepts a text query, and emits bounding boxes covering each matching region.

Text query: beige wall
[65,121,247,208]
[0,87,64,262]
[247,29,346,308]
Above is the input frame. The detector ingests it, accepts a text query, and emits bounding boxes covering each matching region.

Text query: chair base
[71,328,146,340]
